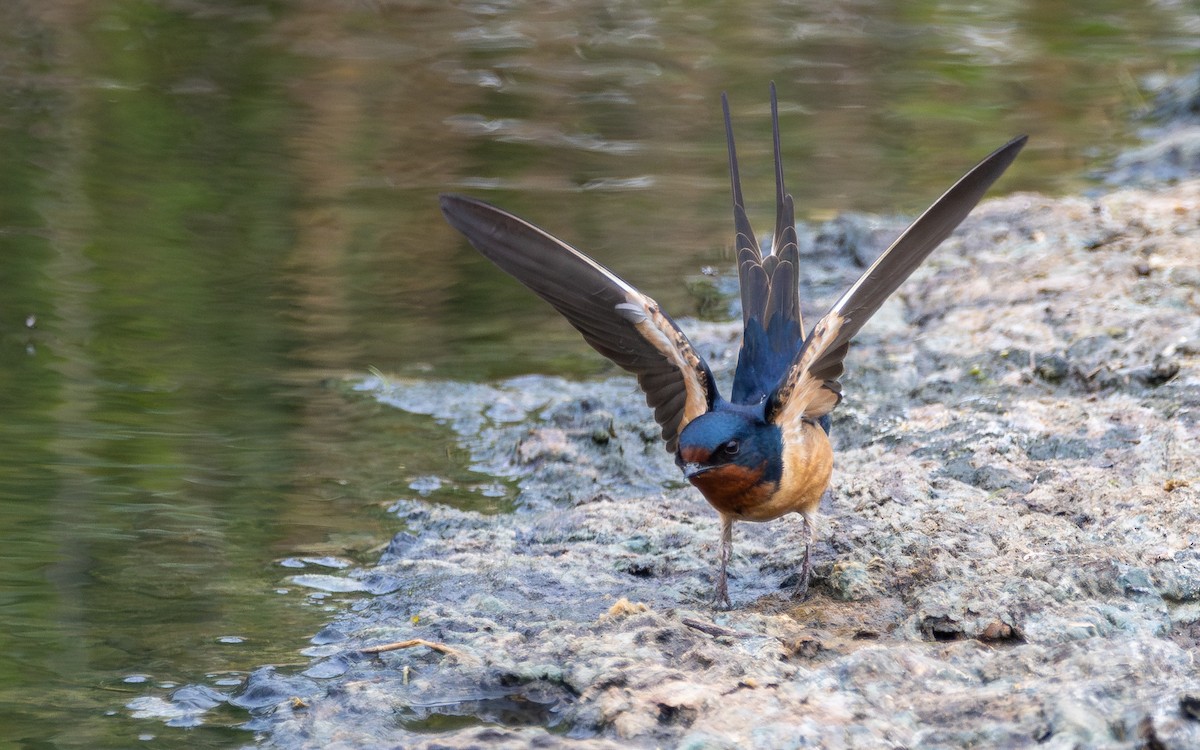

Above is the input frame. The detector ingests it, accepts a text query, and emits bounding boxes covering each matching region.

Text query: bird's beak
[681,462,714,480]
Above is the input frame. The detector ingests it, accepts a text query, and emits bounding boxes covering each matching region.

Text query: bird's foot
[713,576,732,610]
[714,514,733,609]
[790,574,810,602]
[790,531,813,601]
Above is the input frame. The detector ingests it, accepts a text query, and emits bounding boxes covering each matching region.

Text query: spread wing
[769,134,1028,429]
[440,194,718,453]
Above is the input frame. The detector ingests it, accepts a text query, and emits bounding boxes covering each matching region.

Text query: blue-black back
[731,291,803,404]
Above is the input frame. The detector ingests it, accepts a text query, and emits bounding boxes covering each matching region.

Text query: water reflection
[0,0,1195,746]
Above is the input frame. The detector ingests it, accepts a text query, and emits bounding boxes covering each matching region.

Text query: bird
[439,83,1026,609]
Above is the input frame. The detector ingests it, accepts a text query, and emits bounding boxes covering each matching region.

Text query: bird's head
[675,410,783,509]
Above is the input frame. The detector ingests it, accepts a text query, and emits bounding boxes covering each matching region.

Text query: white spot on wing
[615,302,647,323]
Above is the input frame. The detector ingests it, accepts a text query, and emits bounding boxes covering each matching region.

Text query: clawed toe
[790,576,810,601]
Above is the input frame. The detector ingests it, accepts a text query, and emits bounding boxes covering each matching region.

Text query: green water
[0,1,1195,747]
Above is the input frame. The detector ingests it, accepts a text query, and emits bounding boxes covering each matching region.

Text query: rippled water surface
[0,0,1196,746]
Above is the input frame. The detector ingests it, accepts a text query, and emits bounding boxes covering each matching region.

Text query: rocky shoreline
[228,75,1200,749]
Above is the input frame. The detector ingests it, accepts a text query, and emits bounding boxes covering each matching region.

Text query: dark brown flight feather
[722,94,764,330]
[438,194,717,452]
[723,86,803,336]
[766,82,801,333]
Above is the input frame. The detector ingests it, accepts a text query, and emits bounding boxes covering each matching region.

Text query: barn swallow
[440,84,1026,609]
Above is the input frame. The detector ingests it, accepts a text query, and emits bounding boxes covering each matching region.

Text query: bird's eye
[722,439,740,455]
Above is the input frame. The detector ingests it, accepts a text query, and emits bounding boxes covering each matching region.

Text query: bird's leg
[792,511,815,600]
[714,514,733,610]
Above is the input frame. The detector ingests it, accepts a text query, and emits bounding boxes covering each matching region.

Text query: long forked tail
[725,84,805,404]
